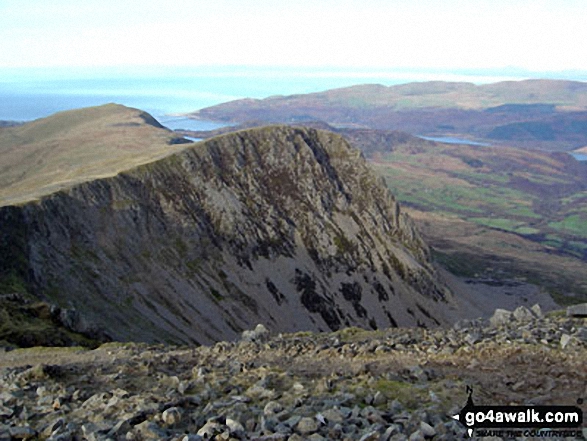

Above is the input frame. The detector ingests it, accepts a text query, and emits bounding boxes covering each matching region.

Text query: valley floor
[1,312,585,440]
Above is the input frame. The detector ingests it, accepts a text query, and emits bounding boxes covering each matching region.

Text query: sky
[0,0,586,74]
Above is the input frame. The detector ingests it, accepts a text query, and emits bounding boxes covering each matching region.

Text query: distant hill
[188,79,587,151]
[192,80,587,116]
[0,103,189,206]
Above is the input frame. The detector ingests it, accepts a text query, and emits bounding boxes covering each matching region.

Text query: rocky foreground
[0,306,585,441]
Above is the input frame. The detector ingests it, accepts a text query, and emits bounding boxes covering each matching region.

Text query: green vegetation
[468,217,540,235]
[174,237,189,258]
[333,233,356,255]
[368,133,587,303]
[210,288,224,302]
[371,379,427,409]
[0,296,101,348]
[373,138,587,262]
[0,271,28,294]
[549,214,587,236]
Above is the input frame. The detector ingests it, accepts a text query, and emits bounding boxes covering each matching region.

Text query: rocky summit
[1,111,466,346]
[0,307,585,440]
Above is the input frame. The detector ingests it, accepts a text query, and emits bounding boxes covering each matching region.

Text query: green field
[372,137,587,263]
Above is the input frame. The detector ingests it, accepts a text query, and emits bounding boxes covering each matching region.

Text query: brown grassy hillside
[0,104,189,206]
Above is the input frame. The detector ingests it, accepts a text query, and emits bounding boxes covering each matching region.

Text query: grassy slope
[369,137,587,303]
[0,104,189,206]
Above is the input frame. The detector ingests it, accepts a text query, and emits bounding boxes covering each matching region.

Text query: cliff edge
[1,107,465,345]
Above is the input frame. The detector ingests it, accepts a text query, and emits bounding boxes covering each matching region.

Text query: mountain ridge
[0,107,469,346]
[183,120,587,306]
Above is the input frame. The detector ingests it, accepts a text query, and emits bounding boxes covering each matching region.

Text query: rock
[573,327,587,342]
[464,332,481,345]
[359,431,380,441]
[408,365,428,381]
[306,434,327,441]
[560,334,573,350]
[530,304,543,318]
[36,386,49,397]
[264,401,283,415]
[284,415,302,429]
[419,421,436,438]
[108,419,132,437]
[292,382,304,392]
[381,425,402,440]
[0,406,13,419]
[162,407,182,426]
[228,360,244,375]
[372,391,386,406]
[226,418,245,434]
[489,309,512,327]
[0,298,585,441]
[197,421,222,438]
[192,366,209,379]
[133,421,167,440]
[52,397,64,410]
[567,303,587,317]
[19,364,61,382]
[41,418,65,437]
[8,426,37,440]
[513,306,535,322]
[82,422,110,440]
[296,417,318,434]
[0,392,17,406]
[246,383,275,399]
[321,408,344,424]
[242,324,270,342]
[261,415,278,432]
[58,308,96,334]
[252,435,288,441]
[408,430,426,441]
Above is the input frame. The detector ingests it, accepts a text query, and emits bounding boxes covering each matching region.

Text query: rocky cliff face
[1,121,460,345]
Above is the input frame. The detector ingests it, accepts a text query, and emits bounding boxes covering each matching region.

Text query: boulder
[567,303,587,318]
[513,306,535,322]
[296,417,318,435]
[530,304,543,318]
[241,324,270,342]
[489,309,512,327]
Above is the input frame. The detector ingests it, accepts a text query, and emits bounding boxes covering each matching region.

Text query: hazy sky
[1,0,586,72]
